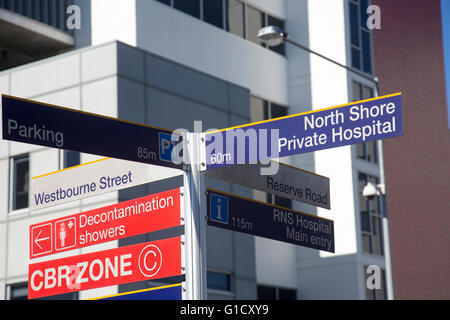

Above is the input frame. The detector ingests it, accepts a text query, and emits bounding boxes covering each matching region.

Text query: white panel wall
[90,0,137,47]
[245,0,285,18]
[78,0,289,104]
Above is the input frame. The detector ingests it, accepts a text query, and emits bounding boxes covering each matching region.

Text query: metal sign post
[183,132,207,300]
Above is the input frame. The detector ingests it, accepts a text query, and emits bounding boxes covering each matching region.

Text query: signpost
[1,95,183,169]
[205,160,330,209]
[207,189,335,253]
[28,236,183,299]
[30,157,183,210]
[0,92,405,300]
[203,93,402,170]
[30,188,183,259]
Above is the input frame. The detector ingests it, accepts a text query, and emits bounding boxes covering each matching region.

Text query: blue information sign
[96,284,182,300]
[207,189,335,253]
[1,95,183,169]
[204,93,402,170]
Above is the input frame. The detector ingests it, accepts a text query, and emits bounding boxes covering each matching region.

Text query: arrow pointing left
[34,229,50,250]
[30,223,52,257]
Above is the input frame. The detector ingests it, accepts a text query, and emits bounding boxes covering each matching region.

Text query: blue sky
[442,0,450,128]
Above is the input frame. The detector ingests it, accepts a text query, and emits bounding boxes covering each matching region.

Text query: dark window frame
[257,284,297,300]
[358,172,384,256]
[348,0,373,74]
[11,154,29,211]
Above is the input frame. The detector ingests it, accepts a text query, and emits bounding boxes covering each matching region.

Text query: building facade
[2,0,443,300]
[372,0,450,299]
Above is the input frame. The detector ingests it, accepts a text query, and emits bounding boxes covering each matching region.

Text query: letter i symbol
[216,198,222,220]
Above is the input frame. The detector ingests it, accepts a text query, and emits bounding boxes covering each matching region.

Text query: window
[349,0,372,73]
[7,282,78,300]
[0,0,73,32]
[156,0,171,5]
[267,193,292,210]
[153,0,286,56]
[250,96,268,122]
[174,0,200,18]
[8,283,28,300]
[246,5,265,46]
[358,172,383,255]
[12,154,29,211]
[207,271,231,291]
[226,0,245,38]
[250,96,288,123]
[203,0,224,29]
[364,266,387,300]
[63,150,80,169]
[257,285,296,300]
[353,81,377,163]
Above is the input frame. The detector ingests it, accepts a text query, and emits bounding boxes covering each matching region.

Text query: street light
[257,26,378,84]
[256,26,287,47]
[258,26,394,300]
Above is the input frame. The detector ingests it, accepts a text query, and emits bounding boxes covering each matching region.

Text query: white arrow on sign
[34,229,50,250]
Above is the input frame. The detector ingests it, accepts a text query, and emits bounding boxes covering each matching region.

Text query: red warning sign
[28,236,182,299]
[29,188,182,259]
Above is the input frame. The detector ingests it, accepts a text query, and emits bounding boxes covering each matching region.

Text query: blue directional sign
[206,189,335,253]
[95,283,182,300]
[1,95,183,169]
[204,93,402,170]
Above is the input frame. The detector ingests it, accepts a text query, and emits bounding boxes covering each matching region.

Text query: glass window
[362,233,372,253]
[207,271,231,291]
[257,285,297,300]
[353,81,361,100]
[360,211,370,232]
[274,196,291,209]
[32,0,40,21]
[353,82,377,163]
[156,0,171,6]
[268,15,285,55]
[12,155,29,211]
[8,283,28,300]
[278,288,297,300]
[350,2,360,46]
[348,0,372,74]
[37,291,79,300]
[375,269,387,300]
[226,0,244,38]
[362,84,373,99]
[63,150,80,169]
[361,30,372,73]
[246,5,265,46]
[359,172,383,256]
[270,102,288,119]
[250,96,268,122]
[371,216,383,255]
[203,0,224,29]
[365,266,387,300]
[360,0,369,28]
[257,285,276,300]
[174,0,200,18]
[351,47,361,70]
